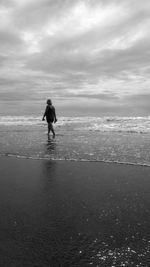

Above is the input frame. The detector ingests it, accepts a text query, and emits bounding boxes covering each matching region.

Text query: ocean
[0,115,150,166]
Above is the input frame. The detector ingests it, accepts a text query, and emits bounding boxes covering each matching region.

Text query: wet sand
[0,157,150,266]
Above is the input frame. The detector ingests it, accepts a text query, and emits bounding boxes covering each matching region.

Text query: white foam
[1,116,150,133]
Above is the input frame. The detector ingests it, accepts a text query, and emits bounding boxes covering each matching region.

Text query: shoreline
[1,153,150,168]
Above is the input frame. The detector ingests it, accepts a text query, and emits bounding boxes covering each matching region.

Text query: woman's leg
[48,122,55,137]
[48,123,50,135]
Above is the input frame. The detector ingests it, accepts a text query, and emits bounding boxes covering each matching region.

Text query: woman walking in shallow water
[42,99,57,138]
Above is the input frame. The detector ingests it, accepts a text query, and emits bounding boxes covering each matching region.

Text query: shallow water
[0,116,150,166]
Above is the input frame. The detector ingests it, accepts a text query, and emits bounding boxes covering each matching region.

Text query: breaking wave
[0,115,150,133]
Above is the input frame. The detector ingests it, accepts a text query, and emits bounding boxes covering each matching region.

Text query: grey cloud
[26,31,150,82]
[123,93,150,115]
[127,93,150,104]
[0,32,26,61]
[25,0,150,80]
[1,0,150,116]
[13,0,77,30]
[66,92,119,100]
[0,30,23,45]
[13,0,150,34]
[0,55,7,66]
[0,0,15,7]
[95,38,150,77]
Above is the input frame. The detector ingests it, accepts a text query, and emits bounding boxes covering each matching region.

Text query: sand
[0,157,150,266]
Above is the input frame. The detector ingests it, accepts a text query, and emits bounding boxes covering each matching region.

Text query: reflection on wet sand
[46,135,56,153]
[1,157,150,266]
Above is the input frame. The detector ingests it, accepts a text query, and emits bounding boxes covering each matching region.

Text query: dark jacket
[44,104,56,123]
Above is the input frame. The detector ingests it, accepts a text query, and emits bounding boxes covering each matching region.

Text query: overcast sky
[0,0,150,116]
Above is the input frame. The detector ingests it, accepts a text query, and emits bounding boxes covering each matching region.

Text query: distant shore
[0,156,150,266]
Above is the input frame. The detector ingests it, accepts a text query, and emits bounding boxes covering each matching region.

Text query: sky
[0,0,150,116]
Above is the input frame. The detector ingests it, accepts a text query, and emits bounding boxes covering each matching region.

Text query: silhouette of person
[42,99,57,138]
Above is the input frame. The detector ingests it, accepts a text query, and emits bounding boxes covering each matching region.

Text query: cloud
[0,30,24,55]
[0,0,150,115]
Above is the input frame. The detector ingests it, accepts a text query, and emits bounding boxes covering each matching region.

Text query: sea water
[0,116,150,166]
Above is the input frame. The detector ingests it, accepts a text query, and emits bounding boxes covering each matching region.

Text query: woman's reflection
[46,135,56,155]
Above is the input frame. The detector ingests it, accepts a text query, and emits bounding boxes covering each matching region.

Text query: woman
[42,99,57,138]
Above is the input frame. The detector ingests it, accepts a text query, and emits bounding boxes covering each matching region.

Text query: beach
[0,156,150,266]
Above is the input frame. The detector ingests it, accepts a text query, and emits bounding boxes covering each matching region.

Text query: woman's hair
[47,99,52,105]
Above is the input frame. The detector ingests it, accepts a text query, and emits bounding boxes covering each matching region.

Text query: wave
[0,116,42,126]
[1,153,150,168]
[1,116,150,133]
